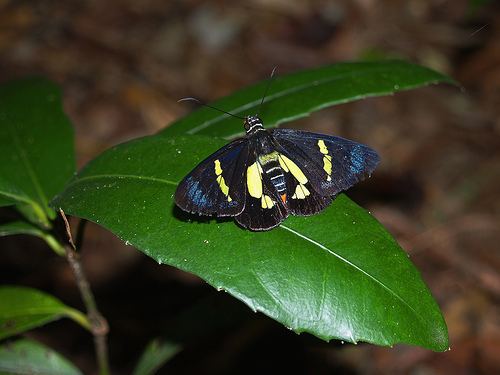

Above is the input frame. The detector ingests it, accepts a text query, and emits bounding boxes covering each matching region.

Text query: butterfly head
[244,115,264,134]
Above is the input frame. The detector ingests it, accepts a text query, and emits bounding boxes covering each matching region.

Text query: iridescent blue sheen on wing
[184,176,210,208]
[350,144,365,174]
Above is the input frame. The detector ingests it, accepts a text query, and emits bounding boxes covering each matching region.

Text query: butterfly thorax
[244,115,264,134]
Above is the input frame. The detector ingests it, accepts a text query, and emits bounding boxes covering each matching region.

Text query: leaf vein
[63,174,178,189]
[0,190,33,205]
[7,123,50,212]
[279,224,421,320]
[186,64,435,135]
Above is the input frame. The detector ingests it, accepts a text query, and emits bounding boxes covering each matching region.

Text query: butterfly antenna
[257,66,277,116]
[178,97,245,120]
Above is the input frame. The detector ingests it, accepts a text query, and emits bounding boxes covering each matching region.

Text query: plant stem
[59,209,110,375]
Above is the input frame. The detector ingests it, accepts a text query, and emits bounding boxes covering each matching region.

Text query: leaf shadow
[171,205,234,226]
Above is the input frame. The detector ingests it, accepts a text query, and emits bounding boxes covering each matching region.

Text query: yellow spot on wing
[216,175,230,197]
[214,159,223,175]
[278,155,289,172]
[323,154,332,176]
[247,162,263,198]
[261,194,274,209]
[318,140,333,180]
[214,159,232,201]
[318,140,328,154]
[278,154,308,184]
[291,184,310,199]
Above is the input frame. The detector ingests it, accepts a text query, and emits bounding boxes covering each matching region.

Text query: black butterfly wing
[234,182,288,230]
[271,128,379,215]
[235,139,288,231]
[175,139,248,216]
[280,167,333,216]
[267,149,333,216]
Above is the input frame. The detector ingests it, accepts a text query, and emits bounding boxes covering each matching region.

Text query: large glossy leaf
[0,286,89,340]
[0,78,75,226]
[162,61,455,138]
[0,339,82,375]
[52,135,449,350]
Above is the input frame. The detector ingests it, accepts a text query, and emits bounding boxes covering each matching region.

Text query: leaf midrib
[185,64,442,135]
[6,122,50,213]
[186,68,369,134]
[61,174,178,190]
[0,189,34,206]
[279,225,425,327]
[63,172,424,327]
[2,307,67,317]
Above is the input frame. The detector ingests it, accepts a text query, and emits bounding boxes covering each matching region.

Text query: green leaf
[132,339,181,375]
[0,221,65,255]
[0,221,45,238]
[0,78,75,226]
[0,286,90,340]
[0,195,15,208]
[162,61,455,138]
[0,339,82,375]
[52,135,449,350]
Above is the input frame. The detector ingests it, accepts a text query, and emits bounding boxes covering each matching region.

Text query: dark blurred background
[1,0,499,374]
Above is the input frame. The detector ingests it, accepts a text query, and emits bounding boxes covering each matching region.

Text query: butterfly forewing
[271,128,380,197]
[175,139,248,216]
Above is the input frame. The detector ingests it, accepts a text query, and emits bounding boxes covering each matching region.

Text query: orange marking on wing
[281,194,287,203]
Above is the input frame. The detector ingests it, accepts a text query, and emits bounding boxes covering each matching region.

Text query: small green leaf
[0,286,90,340]
[52,135,449,350]
[0,221,45,238]
[132,339,181,375]
[0,194,15,208]
[0,221,65,255]
[0,339,82,375]
[0,78,75,226]
[162,61,455,138]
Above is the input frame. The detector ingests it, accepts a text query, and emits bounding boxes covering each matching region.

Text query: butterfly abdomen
[257,151,287,202]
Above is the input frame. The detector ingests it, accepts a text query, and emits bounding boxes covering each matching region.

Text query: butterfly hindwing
[235,182,287,230]
[281,170,333,216]
[271,128,380,198]
[266,150,332,216]
[175,139,248,216]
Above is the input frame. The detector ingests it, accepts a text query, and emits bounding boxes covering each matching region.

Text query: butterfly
[175,114,380,231]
